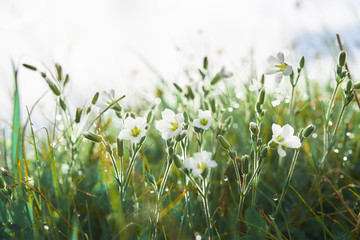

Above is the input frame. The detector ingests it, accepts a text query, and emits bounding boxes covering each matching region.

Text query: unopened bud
[345,93,354,106]
[258,89,265,105]
[217,135,231,150]
[241,155,250,174]
[46,79,61,96]
[145,171,156,186]
[83,132,102,143]
[173,154,183,168]
[105,143,113,154]
[261,74,265,85]
[173,83,183,92]
[249,122,259,135]
[184,112,189,124]
[354,82,360,89]
[209,98,216,113]
[146,110,153,123]
[299,56,305,69]
[255,102,262,114]
[203,56,208,70]
[117,138,124,157]
[75,108,82,123]
[176,130,187,142]
[59,98,67,111]
[346,80,353,92]
[229,149,237,160]
[224,116,233,128]
[64,74,70,85]
[92,92,99,105]
[22,64,37,71]
[338,51,346,67]
[186,86,195,100]
[302,124,316,138]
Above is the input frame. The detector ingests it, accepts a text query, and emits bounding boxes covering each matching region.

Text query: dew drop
[333,149,339,154]
[343,156,348,161]
[340,174,344,179]
[228,107,233,112]
[44,225,49,230]
[328,121,333,126]
[150,190,155,194]
[165,187,169,192]
[273,194,278,202]
[312,133,318,138]
[223,176,228,182]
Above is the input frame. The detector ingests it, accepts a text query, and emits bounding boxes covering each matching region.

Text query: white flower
[193,110,212,130]
[155,109,184,140]
[271,123,301,157]
[119,117,147,144]
[265,52,293,84]
[97,89,122,112]
[184,151,218,177]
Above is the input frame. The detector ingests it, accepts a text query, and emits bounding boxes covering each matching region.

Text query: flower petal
[281,124,295,138]
[207,160,218,168]
[175,113,184,125]
[193,119,201,129]
[276,52,285,62]
[162,109,175,121]
[274,73,283,84]
[272,123,282,136]
[284,136,301,149]
[277,145,286,157]
[283,65,293,76]
[192,169,203,177]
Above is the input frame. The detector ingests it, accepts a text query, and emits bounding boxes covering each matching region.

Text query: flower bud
[345,93,354,106]
[354,82,360,89]
[75,107,82,123]
[59,98,67,111]
[184,112,189,124]
[186,86,195,100]
[105,143,113,154]
[249,122,259,135]
[176,130,187,142]
[64,74,70,86]
[203,56,208,70]
[241,155,250,174]
[173,83,183,92]
[217,135,231,150]
[46,79,61,96]
[209,98,216,113]
[338,51,346,67]
[261,74,265,85]
[0,167,9,176]
[146,110,153,123]
[229,149,237,160]
[224,116,233,128]
[22,64,37,71]
[346,80,353,92]
[210,74,222,85]
[91,92,99,105]
[83,132,102,143]
[299,56,305,69]
[194,126,202,133]
[117,138,124,157]
[255,102,262,114]
[172,154,183,169]
[145,171,156,186]
[258,89,265,105]
[302,124,316,138]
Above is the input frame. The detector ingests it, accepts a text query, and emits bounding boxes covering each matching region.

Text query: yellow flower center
[130,126,141,137]
[197,162,207,170]
[169,121,178,132]
[276,135,285,143]
[200,118,208,126]
[276,63,287,72]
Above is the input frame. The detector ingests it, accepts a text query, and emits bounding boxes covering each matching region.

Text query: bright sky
[0,0,360,126]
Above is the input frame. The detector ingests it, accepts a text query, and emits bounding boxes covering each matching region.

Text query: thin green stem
[202,177,213,240]
[273,148,301,218]
[320,104,346,169]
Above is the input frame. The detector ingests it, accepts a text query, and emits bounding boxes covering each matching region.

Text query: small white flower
[119,117,147,144]
[193,110,212,130]
[184,151,218,177]
[271,123,301,157]
[155,109,184,140]
[97,89,122,112]
[265,52,293,84]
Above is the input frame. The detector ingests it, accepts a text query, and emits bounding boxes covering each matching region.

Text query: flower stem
[273,148,301,218]
[289,85,296,122]
[320,104,346,169]
[201,177,213,240]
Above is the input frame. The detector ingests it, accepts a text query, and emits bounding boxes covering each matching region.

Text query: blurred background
[1,0,360,127]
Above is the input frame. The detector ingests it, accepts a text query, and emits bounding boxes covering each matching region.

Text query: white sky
[0,0,360,126]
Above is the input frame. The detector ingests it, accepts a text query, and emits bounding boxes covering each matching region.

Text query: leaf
[245,207,268,238]
[8,200,34,228]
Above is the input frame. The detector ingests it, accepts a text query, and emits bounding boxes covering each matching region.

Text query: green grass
[0,50,359,240]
